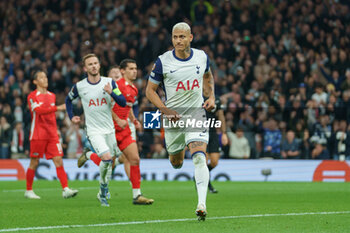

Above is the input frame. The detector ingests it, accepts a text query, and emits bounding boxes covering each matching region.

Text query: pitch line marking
[2,187,96,193]
[0,211,350,232]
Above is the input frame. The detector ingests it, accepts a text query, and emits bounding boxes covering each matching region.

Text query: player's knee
[192,152,206,166]
[101,153,112,161]
[129,157,140,166]
[29,158,39,169]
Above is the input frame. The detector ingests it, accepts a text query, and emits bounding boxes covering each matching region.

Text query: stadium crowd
[0,0,350,160]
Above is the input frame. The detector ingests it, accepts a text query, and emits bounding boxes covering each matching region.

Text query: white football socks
[132,189,141,199]
[192,151,209,208]
[86,151,93,160]
[99,160,112,185]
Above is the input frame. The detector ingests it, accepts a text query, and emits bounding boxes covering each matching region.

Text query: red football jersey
[113,77,138,122]
[27,90,59,141]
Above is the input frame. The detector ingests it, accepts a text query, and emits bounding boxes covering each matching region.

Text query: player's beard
[88,70,99,77]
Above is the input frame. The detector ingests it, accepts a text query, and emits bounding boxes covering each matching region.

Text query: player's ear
[189,34,193,42]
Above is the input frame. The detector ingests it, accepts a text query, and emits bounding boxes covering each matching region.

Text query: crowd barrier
[1,159,350,182]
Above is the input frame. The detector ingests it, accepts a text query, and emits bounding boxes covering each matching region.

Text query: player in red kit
[78,59,154,205]
[25,71,78,199]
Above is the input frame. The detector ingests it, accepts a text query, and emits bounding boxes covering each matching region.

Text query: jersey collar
[87,77,101,85]
[172,49,193,61]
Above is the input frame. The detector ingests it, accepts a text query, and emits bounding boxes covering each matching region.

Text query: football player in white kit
[146,22,215,221]
[65,54,126,207]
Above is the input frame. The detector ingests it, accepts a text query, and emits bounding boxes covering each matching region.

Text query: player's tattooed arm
[203,70,215,98]
[203,70,215,111]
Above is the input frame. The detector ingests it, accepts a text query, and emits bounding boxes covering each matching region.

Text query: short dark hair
[107,65,120,75]
[82,53,99,66]
[119,59,136,70]
[33,70,44,80]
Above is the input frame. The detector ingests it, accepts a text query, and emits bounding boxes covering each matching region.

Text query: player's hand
[57,104,66,111]
[203,96,215,112]
[72,116,81,124]
[117,119,128,129]
[162,108,180,122]
[134,120,142,129]
[221,133,229,146]
[104,83,112,94]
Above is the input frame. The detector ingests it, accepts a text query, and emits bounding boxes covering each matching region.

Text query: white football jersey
[68,76,115,136]
[149,48,209,113]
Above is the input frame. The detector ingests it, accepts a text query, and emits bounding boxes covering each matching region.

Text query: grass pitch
[1,181,350,233]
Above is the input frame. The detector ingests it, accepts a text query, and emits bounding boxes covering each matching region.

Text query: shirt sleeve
[148,58,163,85]
[28,94,57,115]
[205,53,210,73]
[66,84,79,120]
[110,81,126,107]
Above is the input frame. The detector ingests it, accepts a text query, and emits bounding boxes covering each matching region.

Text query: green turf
[1,181,350,233]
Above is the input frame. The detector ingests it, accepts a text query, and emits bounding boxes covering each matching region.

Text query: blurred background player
[146,22,215,220]
[65,54,126,207]
[25,71,78,199]
[205,96,228,193]
[105,65,131,179]
[78,59,154,205]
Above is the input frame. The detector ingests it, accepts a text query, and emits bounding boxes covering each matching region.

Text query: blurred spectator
[227,126,250,159]
[333,120,348,161]
[11,122,25,158]
[65,124,85,159]
[190,0,213,25]
[311,141,330,160]
[281,130,301,159]
[262,118,282,159]
[301,129,311,159]
[311,84,328,107]
[0,116,11,159]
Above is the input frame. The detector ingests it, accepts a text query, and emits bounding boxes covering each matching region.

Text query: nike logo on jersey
[170,70,178,73]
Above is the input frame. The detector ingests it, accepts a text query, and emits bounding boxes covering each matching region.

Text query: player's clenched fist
[72,116,81,124]
[162,108,180,122]
[203,96,215,112]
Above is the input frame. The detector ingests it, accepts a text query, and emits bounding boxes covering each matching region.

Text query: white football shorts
[88,133,122,157]
[164,108,209,155]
